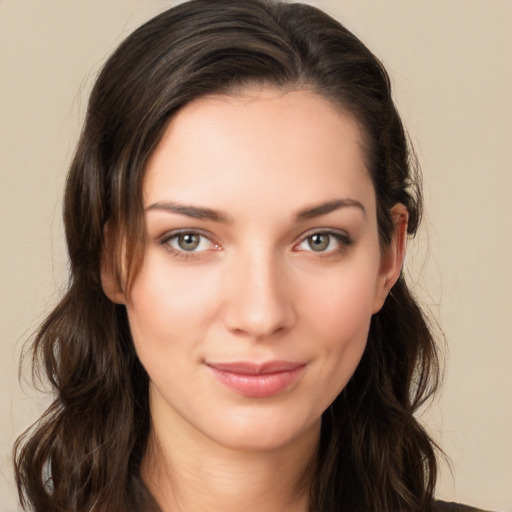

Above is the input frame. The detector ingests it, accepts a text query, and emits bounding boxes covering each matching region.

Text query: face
[104,87,405,453]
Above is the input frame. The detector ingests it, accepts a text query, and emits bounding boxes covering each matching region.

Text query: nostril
[224,303,296,341]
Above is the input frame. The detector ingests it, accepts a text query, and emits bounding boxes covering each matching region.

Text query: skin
[102,87,407,512]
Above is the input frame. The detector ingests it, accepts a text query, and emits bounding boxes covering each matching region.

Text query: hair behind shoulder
[14,1,442,511]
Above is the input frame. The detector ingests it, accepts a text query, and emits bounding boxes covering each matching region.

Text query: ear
[372,203,409,313]
[100,239,127,305]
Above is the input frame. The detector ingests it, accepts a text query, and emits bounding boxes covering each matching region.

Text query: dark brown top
[432,501,492,512]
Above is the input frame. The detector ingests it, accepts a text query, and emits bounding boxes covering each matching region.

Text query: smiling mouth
[205,361,307,397]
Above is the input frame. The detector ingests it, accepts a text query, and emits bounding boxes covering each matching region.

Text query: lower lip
[207,365,306,398]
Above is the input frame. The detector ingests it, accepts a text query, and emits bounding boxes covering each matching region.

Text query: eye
[294,230,351,254]
[161,230,219,254]
[305,233,331,252]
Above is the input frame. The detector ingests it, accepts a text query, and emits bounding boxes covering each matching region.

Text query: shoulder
[432,500,493,512]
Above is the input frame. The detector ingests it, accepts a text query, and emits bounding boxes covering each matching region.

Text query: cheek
[309,281,373,372]
[301,259,379,340]
[297,259,379,398]
[126,255,222,360]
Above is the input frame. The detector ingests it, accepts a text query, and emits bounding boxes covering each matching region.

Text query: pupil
[309,234,329,251]
[179,234,200,251]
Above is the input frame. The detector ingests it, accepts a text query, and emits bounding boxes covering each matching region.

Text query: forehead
[144,87,375,217]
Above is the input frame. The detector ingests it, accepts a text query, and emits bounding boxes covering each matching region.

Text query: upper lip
[205,361,306,375]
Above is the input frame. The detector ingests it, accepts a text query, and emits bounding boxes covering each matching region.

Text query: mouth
[205,360,307,398]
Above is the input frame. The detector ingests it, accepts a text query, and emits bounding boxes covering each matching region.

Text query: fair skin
[103,87,407,512]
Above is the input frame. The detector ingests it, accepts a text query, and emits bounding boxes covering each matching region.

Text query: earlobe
[100,263,127,304]
[372,203,409,313]
[100,240,127,305]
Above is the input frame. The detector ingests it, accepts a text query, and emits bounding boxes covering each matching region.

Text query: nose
[223,250,297,340]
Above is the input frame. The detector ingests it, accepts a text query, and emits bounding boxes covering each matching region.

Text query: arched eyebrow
[295,198,366,220]
[145,198,365,223]
[145,201,231,223]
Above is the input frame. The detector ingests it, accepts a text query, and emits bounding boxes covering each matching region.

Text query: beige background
[1,1,511,510]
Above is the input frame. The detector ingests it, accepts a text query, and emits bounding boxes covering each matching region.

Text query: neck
[141,397,319,512]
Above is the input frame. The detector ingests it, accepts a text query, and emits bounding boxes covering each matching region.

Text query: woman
[13,1,490,511]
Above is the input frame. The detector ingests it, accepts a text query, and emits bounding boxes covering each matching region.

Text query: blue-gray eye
[166,232,214,252]
[307,233,330,252]
[295,231,350,254]
[177,233,201,251]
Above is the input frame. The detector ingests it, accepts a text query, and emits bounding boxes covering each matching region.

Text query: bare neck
[141,415,319,512]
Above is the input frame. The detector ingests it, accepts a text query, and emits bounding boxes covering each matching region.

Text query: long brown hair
[14,1,441,511]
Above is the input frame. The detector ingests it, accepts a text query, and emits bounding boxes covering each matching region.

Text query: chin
[200,405,323,453]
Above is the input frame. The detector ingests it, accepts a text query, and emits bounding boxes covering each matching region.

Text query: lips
[205,360,306,398]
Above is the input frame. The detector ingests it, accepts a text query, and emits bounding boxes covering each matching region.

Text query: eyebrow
[296,198,366,220]
[145,201,230,223]
[145,197,366,223]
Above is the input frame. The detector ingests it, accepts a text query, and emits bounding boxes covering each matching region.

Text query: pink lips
[206,361,306,398]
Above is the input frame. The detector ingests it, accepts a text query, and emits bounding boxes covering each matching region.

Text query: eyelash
[159,230,220,261]
[159,228,352,261]
[292,229,353,257]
